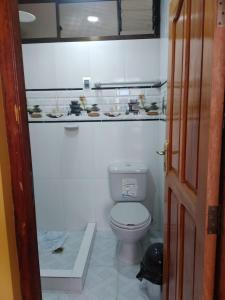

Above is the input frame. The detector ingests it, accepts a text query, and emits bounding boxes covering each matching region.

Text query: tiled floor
[42,231,161,300]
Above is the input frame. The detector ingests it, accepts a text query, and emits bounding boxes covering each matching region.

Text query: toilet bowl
[108,162,151,264]
[110,202,151,264]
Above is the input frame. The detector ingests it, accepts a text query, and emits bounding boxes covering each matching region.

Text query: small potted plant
[28,105,42,118]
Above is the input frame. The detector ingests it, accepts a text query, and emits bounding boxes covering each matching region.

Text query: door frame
[0,0,41,299]
[215,99,225,299]
[214,7,225,297]
[0,73,22,300]
[0,0,224,300]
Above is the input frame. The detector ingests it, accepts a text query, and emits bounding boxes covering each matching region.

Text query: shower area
[39,224,95,292]
[29,120,165,299]
[29,124,97,292]
[29,120,102,293]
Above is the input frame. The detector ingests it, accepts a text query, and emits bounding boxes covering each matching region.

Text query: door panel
[184,0,203,190]
[164,1,223,300]
[171,4,184,173]
[168,192,178,300]
[182,210,196,300]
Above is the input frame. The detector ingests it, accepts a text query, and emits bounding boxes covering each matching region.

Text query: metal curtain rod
[95,81,161,88]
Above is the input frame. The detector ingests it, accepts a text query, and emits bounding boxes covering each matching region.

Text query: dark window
[18,0,160,43]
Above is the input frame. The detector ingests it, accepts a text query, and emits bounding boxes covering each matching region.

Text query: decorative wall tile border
[26,83,168,120]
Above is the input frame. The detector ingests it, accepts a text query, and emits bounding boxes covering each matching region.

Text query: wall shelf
[26,81,167,92]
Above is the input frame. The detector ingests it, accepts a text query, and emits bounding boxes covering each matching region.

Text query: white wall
[22,39,160,89]
[157,0,169,236]
[160,0,169,82]
[23,36,168,236]
[29,121,163,233]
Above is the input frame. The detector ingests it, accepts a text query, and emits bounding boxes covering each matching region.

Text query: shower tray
[40,223,96,293]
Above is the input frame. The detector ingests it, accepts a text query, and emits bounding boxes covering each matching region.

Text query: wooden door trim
[216,108,225,299]
[211,5,225,298]
[196,3,225,297]
[0,74,22,300]
[167,172,196,216]
[171,0,185,22]
[0,0,42,299]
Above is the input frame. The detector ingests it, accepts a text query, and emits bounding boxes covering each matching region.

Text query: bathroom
[19,0,168,299]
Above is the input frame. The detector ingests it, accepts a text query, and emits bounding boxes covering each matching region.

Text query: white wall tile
[145,88,161,96]
[63,179,96,230]
[160,0,169,82]
[31,121,165,232]
[124,39,160,82]
[129,89,144,96]
[29,123,64,178]
[116,89,130,96]
[60,123,95,179]
[157,121,166,234]
[34,178,66,231]
[26,91,57,98]
[93,121,159,178]
[89,41,125,84]
[22,39,161,90]
[25,38,167,233]
[22,44,57,89]
[54,42,90,88]
[100,89,116,97]
[93,179,114,230]
[160,38,169,82]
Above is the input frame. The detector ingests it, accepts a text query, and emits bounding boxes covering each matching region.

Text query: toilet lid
[110,203,150,227]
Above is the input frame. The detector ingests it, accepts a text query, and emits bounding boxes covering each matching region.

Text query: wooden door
[163,1,225,300]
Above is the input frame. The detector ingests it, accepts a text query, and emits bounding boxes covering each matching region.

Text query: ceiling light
[87,16,99,23]
[19,11,36,23]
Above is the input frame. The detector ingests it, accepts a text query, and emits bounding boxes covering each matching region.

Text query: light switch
[83,77,91,89]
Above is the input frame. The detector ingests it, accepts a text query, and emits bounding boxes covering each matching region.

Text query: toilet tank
[108,162,148,202]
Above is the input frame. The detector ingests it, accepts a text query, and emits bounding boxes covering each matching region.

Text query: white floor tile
[41,231,162,300]
[42,291,59,300]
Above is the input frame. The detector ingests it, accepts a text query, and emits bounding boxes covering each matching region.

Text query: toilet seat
[110,203,151,230]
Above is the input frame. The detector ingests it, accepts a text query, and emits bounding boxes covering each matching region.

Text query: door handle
[156,150,166,155]
[157,141,169,173]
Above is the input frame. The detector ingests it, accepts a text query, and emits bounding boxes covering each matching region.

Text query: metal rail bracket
[207,206,220,235]
[218,0,225,27]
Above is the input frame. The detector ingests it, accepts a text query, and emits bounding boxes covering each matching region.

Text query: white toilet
[109,162,151,264]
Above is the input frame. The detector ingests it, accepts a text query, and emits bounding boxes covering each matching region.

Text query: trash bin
[136,243,163,300]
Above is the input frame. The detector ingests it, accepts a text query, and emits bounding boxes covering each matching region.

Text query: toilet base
[117,240,143,264]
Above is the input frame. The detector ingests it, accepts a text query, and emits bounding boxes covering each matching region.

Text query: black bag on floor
[136,242,163,285]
